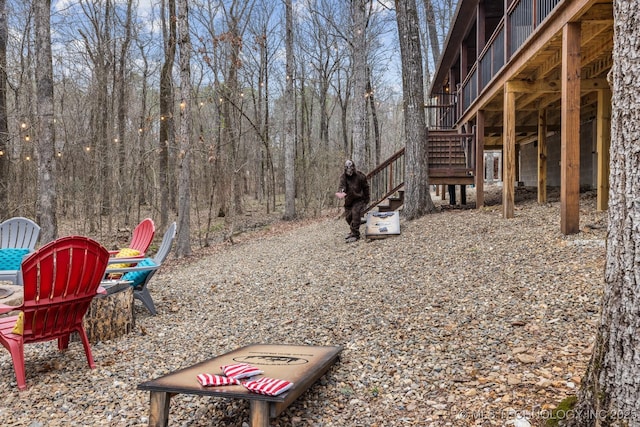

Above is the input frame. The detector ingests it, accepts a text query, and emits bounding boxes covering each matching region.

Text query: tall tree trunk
[423,0,441,71]
[136,41,150,212]
[396,0,434,220]
[99,0,112,219]
[283,0,296,220]
[0,0,8,218]
[117,0,134,225]
[175,0,192,257]
[159,0,176,231]
[351,0,368,169]
[33,0,57,243]
[366,67,381,166]
[570,2,640,425]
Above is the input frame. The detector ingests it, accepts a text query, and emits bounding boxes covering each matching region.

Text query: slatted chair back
[152,221,176,265]
[128,218,155,254]
[0,236,110,390]
[0,217,40,250]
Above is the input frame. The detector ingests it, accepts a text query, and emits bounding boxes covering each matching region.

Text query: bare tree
[0,0,8,217]
[350,0,368,169]
[237,0,279,214]
[33,0,57,242]
[175,0,192,257]
[422,0,441,76]
[77,0,115,231]
[395,0,434,219]
[366,66,381,165]
[283,0,296,220]
[569,2,640,424]
[159,0,177,231]
[115,0,134,224]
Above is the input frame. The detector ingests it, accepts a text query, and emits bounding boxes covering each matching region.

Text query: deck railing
[426,92,458,130]
[457,0,562,118]
[479,21,505,90]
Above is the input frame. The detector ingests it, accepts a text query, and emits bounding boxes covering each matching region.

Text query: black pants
[345,200,366,238]
[448,185,467,205]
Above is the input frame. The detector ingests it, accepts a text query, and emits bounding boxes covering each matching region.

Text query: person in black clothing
[337,160,370,243]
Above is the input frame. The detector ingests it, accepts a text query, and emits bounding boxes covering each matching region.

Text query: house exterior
[428,0,613,234]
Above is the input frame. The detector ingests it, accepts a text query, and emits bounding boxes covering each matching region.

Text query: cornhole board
[138,343,343,427]
[365,211,401,239]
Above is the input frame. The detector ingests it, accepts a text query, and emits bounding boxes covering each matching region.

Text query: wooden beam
[503,83,517,218]
[538,108,548,203]
[476,110,485,208]
[560,22,581,235]
[484,124,562,134]
[504,78,608,93]
[505,79,560,93]
[596,88,611,211]
[580,78,609,91]
[579,2,613,21]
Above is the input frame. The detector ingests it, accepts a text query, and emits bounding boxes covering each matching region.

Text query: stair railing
[365,148,405,212]
[365,129,476,212]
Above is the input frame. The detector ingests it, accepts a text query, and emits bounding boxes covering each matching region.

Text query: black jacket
[339,171,370,208]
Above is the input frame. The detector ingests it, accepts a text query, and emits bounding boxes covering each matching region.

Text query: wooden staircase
[366,129,475,212]
[376,188,404,213]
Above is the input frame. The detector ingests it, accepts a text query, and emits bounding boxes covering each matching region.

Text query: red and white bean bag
[197,374,241,387]
[220,363,264,379]
[243,377,294,396]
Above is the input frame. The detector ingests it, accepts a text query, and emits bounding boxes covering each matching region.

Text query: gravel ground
[0,185,607,427]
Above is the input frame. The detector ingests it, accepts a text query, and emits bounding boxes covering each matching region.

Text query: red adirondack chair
[0,236,110,390]
[109,218,155,256]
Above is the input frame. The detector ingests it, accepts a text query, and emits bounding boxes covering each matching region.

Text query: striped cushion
[243,377,293,396]
[220,363,263,380]
[197,374,240,387]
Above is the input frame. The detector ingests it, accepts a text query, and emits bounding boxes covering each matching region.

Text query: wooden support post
[560,22,581,235]
[249,400,270,427]
[596,88,611,211]
[148,391,171,427]
[476,110,485,208]
[503,82,516,219]
[537,108,548,203]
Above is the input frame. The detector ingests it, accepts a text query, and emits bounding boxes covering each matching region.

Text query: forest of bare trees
[0,0,455,250]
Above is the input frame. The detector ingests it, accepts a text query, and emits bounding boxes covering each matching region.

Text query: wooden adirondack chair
[105,222,176,316]
[0,236,110,390]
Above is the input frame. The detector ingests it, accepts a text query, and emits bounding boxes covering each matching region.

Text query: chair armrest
[107,255,145,264]
[0,303,20,315]
[107,255,145,262]
[105,264,160,274]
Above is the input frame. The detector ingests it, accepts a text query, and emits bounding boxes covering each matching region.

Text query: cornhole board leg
[250,400,270,427]
[148,391,171,427]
